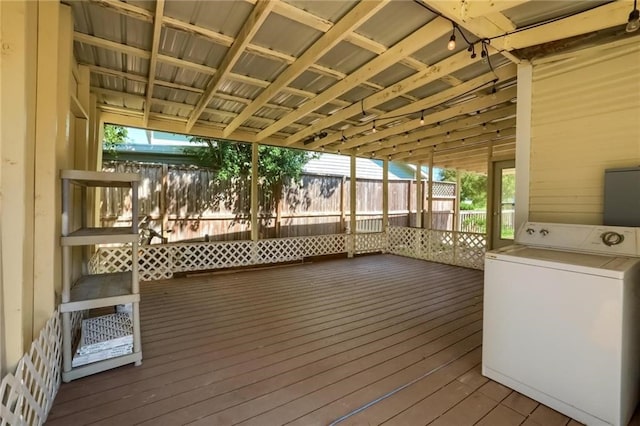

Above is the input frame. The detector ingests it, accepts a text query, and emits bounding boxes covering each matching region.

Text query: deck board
[48,254,590,426]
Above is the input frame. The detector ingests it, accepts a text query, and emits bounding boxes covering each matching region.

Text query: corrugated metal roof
[318,41,377,74]
[253,12,323,57]
[356,1,435,47]
[74,0,622,173]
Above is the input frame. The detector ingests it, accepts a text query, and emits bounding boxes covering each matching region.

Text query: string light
[447,24,456,50]
[446,131,451,139]
[420,110,424,125]
[627,0,640,32]
[393,145,397,152]
[372,120,377,133]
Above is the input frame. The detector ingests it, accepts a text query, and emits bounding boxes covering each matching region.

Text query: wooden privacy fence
[101,161,457,242]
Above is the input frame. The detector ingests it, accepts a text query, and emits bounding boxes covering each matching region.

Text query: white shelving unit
[60,169,142,382]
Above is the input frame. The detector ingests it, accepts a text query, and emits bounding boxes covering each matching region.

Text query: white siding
[529,40,640,224]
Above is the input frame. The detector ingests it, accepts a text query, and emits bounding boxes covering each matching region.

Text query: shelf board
[62,227,138,246]
[62,351,142,382]
[61,169,140,187]
[61,272,139,312]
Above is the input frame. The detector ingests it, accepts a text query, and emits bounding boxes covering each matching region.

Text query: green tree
[439,169,487,209]
[103,124,129,156]
[185,137,316,227]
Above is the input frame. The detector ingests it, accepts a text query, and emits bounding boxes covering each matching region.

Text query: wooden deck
[48,254,587,426]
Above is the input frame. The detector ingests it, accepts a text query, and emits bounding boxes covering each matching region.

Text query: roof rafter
[257,17,452,141]
[222,0,388,138]
[339,85,517,151]
[360,104,516,155]
[390,119,516,160]
[298,56,515,150]
[185,0,276,132]
[143,0,165,127]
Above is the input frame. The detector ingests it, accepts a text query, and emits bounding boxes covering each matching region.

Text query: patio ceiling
[68,0,631,172]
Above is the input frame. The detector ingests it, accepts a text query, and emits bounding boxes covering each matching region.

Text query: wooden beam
[360,104,516,154]
[290,47,483,148]
[304,63,516,151]
[74,32,150,58]
[89,0,153,22]
[258,17,452,141]
[272,1,332,32]
[143,0,165,127]
[497,1,635,51]
[186,1,275,132]
[222,1,387,137]
[338,85,517,151]
[390,118,516,160]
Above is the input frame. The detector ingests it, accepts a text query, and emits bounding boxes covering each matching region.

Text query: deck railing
[89,227,486,280]
[0,310,62,425]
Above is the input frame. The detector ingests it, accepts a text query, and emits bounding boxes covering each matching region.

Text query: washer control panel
[516,222,639,257]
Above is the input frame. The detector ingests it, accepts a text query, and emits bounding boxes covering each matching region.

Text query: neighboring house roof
[303,153,428,180]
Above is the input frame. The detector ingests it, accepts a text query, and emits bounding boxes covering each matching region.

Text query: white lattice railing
[387,227,486,270]
[90,228,485,281]
[0,310,62,425]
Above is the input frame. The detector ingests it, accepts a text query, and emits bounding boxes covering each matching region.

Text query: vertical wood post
[340,176,346,233]
[349,155,356,257]
[416,163,423,228]
[427,151,434,230]
[382,159,389,232]
[486,141,495,249]
[161,163,168,241]
[407,180,411,226]
[251,143,259,242]
[455,170,462,232]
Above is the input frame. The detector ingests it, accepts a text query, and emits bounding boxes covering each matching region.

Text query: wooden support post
[251,143,259,242]
[427,152,434,230]
[160,163,168,241]
[416,163,423,228]
[340,176,346,233]
[382,159,389,232]
[349,154,356,257]
[486,141,495,249]
[407,180,412,226]
[455,170,462,232]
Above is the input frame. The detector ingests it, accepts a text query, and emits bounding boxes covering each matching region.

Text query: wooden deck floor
[49,254,587,426]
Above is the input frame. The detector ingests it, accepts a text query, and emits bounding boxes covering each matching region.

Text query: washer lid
[486,245,640,278]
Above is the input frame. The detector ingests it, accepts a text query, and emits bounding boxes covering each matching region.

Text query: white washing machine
[483,222,640,426]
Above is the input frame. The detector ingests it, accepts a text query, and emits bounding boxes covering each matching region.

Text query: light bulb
[446,132,451,139]
[393,145,397,152]
[372,121,377,133]
[420,110,424,125]
[627,9,640,32]
[447,34,456,51]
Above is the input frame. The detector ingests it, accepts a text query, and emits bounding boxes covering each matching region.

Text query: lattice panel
[429,230,455,265]
[89,247,132,274]
[304,234,347,257]
[172,241,255,272]
[455,232,487,270]
[0,310,62,425]
[139,246,173,280]
[387,227,421,258]
[355,233,386,254]
[432,182,456,198]
[256,238,305,264]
